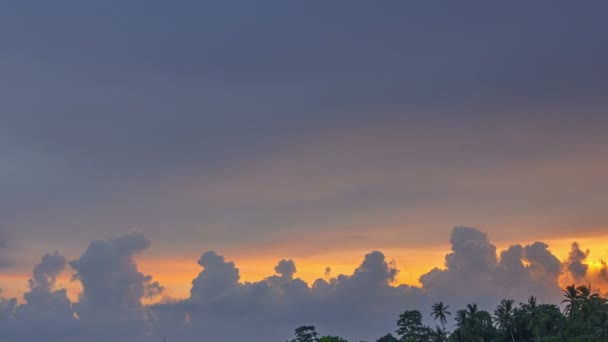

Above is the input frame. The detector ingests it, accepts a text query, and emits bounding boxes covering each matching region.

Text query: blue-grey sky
[1,2,608,340]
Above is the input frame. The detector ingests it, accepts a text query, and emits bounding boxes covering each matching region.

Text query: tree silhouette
[319,336,348,342]
[292,326,320,342]
[375,333,398,342]
[562,284,580,321]
[494,299,516,342]
[288,285,608,342]
[431,301,451,332]
[520,295,541,342]
[396,310,430,341]
[592,306,608,342]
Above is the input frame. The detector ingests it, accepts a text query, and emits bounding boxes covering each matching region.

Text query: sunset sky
[1,2,608,341]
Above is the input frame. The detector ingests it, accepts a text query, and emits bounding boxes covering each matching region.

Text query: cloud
[600,260,608,281]
[68,232,163,341]
[6,252,77,341]
[274,259,297,280]
[0,227,600,341]
[0,290,16,322]
[153,249,421,342]
[420,227,563,309]
[559,243,608,292]
[27,251,68,294]
[190,251,240,301]
[565,242,590,280]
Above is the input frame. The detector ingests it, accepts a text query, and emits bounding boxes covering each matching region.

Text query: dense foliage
[289,284,608,342]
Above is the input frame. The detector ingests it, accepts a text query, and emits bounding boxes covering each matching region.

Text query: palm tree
[562,284,580,321]
[592,307,608,342]
[494,299,516,342]
[461,303,491,342]
[455,309,468,329]
[577,284,602,326]
[521,295,541,342]
[429,325,447,342]
[431,301,451,332]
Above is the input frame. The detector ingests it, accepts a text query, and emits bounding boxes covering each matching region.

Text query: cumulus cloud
[275,259,297,280]
[565,242,590,280]
[0,227,602,341]
[600,260,608,281]
[153,249,421,341]
[0,290,16,322]
[190,251,240,301]
[7,252,77,341]
[69,232,163,341]
[27,252,68,294]
[420,227,563,309]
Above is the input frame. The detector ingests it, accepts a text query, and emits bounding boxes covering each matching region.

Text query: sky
[1,1,608,341]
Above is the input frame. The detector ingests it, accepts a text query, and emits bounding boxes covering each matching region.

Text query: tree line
[288,284,608,342]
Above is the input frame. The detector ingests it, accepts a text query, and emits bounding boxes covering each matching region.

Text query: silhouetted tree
[520,295,541,342]
[375,333,399,342]
[562,284,580,321]
[396,310,430,341]
[319,336,348,342]
[429,325,447,342]
[494,299,516,342]
[292,326,320,342]
[592,306,608,342]
[431,302,451,332]
[290,285,608,342]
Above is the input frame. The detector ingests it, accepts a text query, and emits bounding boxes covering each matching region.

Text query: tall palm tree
[521,295,541,342]
[431,302,451,332]
[577,284,601,326]
[562,284,580,321]
[494,299,516,342]
[462,303,490,342]
[429,325,447,342]
[466,303,479,317]
[577,284,592,300]
[455,309,468,330]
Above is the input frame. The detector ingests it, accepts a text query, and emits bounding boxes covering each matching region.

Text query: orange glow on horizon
[3,235,608,304]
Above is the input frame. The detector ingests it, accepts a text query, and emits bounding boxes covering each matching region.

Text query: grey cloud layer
[1,227,604,342]
[2,1,608,260]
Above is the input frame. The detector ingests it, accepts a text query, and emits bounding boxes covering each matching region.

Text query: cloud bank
[0,227,605,341]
